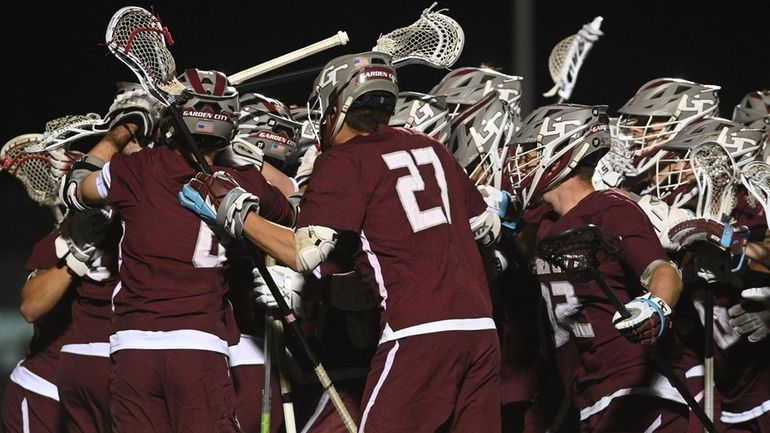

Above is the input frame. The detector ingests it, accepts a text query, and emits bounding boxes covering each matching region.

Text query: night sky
[2,0,770,307]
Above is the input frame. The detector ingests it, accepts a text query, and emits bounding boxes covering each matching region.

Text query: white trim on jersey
[360,341,400,433]
[360,230,388,309]
[227,334,265,367]
[721,400,770,424]
[378,318,497,345]
[109,329,229,355]
[578,372,687,421]
[9,362,59,402]
[61,343,111,358]
[96,162,111,200]
[21,397,30,433]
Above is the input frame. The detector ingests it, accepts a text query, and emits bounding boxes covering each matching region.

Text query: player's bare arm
[19,267,73,323]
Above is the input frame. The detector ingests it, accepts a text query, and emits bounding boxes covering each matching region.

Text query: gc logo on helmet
[308,52,399,150]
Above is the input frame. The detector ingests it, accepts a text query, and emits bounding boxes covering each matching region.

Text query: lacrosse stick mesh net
[375,3,464,68]
[105,7,184,99]
[1,135,60,206]
[535,225,619,282]
[691,142,738,220]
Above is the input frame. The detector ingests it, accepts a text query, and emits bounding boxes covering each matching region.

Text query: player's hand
[294,145,319,189]
[668,218,750,256]
[253,265,305,317]
[636,194,695,251]
[48,148,84,179]
[728,287,770,343]
[179,171,260,239]
[217,137,265,171]
[106,82,164,143]
[612,292,673,344]
[55,208,111,277]
[477,185,522,231]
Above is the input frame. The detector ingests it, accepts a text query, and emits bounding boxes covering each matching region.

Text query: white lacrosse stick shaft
[544,16,604,102]
[229,31,349,84]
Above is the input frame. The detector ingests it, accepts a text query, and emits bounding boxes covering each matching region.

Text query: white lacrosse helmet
[617,78,720,178]
[388,91,451,144]
[236,93,302,169]
[643,117,758,208]
[507,104,611,208]
[733,90,770,129]
[430,67,523,119]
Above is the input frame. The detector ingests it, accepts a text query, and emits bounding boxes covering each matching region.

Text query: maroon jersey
[20,230,74,387]
[535,188,684,414]
[104,146,293,345]
[297,125,492,334]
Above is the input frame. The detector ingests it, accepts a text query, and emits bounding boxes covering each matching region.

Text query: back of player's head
[165,68,239,150]
[309,51,398,149]
[508,103,611,208]
[235,93,302,169]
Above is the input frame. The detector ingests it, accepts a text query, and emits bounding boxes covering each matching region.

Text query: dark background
[0,0,768,377]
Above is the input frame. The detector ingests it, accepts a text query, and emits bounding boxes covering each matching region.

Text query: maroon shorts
[230,364,282,433]
[58,351,112,433]
[110,349,240,433]
[1,380,61,433]
[581,395,689,433]
[359,329,500,433]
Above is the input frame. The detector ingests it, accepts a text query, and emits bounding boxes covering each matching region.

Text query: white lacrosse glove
[592,147,633,190]
[294,145,319,189]
[728,287,770,343]
[635,194,694,251]
[253,265,305,317]
[54,208,111,277]
[48,148,84,180]
[179,171,260,239]
[106,82,164,142]
[216,137,264,171]
[612,292,673,345]
[477,185,522,231]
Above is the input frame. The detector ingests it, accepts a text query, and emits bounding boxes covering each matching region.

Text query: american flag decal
[353,57,369,67]
[196,121,214,133]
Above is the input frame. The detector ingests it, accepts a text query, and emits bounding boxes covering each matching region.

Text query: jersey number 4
[382,147,452,233]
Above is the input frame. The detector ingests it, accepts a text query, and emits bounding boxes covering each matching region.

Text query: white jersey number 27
[382,147,452,233]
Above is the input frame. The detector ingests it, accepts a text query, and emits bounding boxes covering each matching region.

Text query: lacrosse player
[508,103,689,432]
[59,69,295,433]
[179,51,503,433]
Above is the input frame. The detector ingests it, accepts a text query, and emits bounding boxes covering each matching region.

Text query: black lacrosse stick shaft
[537,224,720,433]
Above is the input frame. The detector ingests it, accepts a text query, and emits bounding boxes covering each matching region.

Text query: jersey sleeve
[601,198,669,277]
[297,150,366,233]
[105,152,143,208]
[25,230,60,271]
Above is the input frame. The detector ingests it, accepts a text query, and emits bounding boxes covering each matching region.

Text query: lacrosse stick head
[535,224,619,282]
[373,2,464,69]
[543,16,603,101]
[690,141,738,220]
[616,78,720,177]
[733,90,770,130]
[235,93,302,168]
[1,134,70,208]
[641,117,764,206]
[40,113,109,152]
[507,104,610,208]
[429,67,523,119]
[740,161,770,226]
[309,51,398,150]
[160,69,240,151]
[105,6,185,105]
[388,91,451,144]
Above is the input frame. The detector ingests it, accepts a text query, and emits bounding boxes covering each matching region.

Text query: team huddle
[2,6,770,433]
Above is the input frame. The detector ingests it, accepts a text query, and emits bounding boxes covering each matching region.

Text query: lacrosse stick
[740,161,770,227]
[273,318,297,433]
[262,315,273,433]
[229,31,349,85]
[536,224,720,433]
[105,8,357,432]
[40,113,110,152]
[236,3,465,92]
[1,133,69,223]
[690,142,740,426]
[543,16,604,102]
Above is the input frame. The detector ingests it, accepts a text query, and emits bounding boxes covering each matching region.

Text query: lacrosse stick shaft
[229,31,349,85]
[704,287,715,425]
[272,319,297,433]
[262,315,273,433]
[592,271,720,433]
[168,107,212,174]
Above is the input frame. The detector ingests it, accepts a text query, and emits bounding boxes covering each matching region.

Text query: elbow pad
[470,210,501,246]
[59,155,105,211]
[294,225,338,272]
